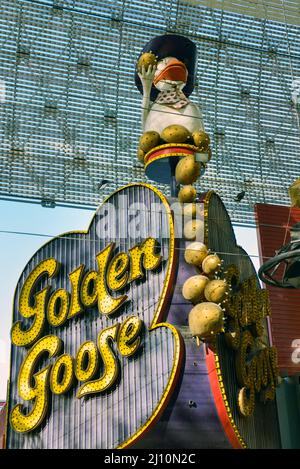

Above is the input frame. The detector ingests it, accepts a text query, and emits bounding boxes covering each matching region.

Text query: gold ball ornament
[184,219,204,241]
[237,389,254,417]
[183,203,203,219]
[137,52,157,72]
[182,275,210,304]
[139,131,160,153]
[202,254,221,275]
[178,185,197,203]
[175,156,200,185]
[161,124,191,144]
[192,130,210,151]
[137,148,145,163]
[184,241,208,267]
[188,302,224,339]
[204,279,228,303]
[289,178,300,208]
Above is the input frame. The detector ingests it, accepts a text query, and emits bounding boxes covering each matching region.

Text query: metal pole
[169,157,180,198]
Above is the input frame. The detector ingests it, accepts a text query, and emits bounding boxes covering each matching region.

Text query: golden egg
[184,241,208,267]
[178,185,197,203]
[289,178,300,208]
[175,156,200,185]
[202,254,221,275]
[238,388,255,417]
[189,302,224,339]
[161,125,191,144]
[137,148,145,163]
[182,275,209,303]
[139,131,160,153]
[137,52,157,72]
[204,279,228,303]
[192,130,210,151]
[183,203,203,219]
[184,219,204,241]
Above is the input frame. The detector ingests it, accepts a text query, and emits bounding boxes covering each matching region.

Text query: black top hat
[135,34,197,101]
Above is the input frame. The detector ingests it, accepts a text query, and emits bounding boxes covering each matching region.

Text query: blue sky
[0,200,94,400]
[0,199,260,400]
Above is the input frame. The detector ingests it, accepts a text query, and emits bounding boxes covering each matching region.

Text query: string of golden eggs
[183,242,227,344]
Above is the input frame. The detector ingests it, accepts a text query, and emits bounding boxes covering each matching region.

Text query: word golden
[11,237,161,347]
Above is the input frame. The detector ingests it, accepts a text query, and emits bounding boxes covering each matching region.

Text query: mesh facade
[0,0,299,223]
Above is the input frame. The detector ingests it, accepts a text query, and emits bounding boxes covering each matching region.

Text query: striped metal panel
[0,1,299,224]
[186,1,300,26]
[6,184,178,449]
[255,203,300,375]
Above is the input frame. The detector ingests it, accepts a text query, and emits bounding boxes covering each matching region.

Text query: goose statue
[135,34,211,184]
[140,55,204,135]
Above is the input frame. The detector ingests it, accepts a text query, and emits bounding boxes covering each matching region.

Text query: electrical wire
[0,227,292,260]
[0,209,296,236]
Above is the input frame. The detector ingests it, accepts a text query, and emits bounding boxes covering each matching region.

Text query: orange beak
[153,59,188,85]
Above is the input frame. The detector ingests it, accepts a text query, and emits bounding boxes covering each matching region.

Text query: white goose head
[153,56,188,91]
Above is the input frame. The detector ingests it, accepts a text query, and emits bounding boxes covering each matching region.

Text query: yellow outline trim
[145,142,199,158]
[145,153,196,171]
[6,183,183,450]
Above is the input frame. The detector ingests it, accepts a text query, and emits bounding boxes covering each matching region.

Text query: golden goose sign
[6,184,281,449]
[6,184,183,449]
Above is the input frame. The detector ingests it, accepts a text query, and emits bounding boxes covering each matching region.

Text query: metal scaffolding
[0,0,299,224]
